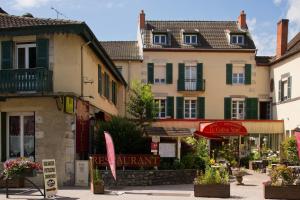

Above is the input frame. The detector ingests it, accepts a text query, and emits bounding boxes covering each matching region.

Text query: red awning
[195,121,247,139]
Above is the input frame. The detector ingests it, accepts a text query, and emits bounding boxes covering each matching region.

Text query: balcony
[178,79,205,92]
[0,68,53,93]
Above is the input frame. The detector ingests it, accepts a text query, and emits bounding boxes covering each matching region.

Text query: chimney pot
[276,19,289,58]
[139,10,145,30]
[238,10,247,29]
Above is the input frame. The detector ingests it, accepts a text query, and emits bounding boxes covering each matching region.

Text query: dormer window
[231,35,244,45]
[153,34,167,45]
[184,34,197,44]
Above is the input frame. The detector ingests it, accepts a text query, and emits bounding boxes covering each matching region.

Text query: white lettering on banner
[42,159,58,197]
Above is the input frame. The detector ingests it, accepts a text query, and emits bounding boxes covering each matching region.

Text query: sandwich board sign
[42,159,58,197]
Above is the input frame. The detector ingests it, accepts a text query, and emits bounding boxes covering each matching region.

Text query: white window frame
[232,72,245,84]
[231,99,245,120]
[155,98,166,119]
[231,35,244,45]
[184,34,198,44]
[154,64,166,84]
[153,34,167,45]
[185,65,197,90]
[16,43,36,69]
[184,98,197,119]
[6,112,35,160]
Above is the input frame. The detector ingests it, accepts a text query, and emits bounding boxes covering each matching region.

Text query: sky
[0,0,300,56]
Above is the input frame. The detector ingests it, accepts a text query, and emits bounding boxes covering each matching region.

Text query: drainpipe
[80,41,92,97]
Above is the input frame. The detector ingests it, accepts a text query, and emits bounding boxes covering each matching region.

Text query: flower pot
[194,184,230,198]
[235,175,244,185]
[91,181,104,194]
[0,178,24,188]
[264,184,300,200]
[22,168,37,177]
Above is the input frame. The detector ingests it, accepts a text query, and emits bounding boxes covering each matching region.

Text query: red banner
[76,100,89,154]
[93,154,160,167]
[295,131,300,160]
[104,132,116,181]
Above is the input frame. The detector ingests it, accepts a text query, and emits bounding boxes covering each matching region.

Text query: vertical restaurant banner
[76,100,90,154]
[42,159,58,197]
[104,131,116,181]
[295,131,300,160]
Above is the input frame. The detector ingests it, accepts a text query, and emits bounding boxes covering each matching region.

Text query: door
[7,113,35,160]
[259,102,271,119]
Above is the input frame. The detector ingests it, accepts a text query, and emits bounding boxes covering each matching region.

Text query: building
[0,10,126,185]
[268,19,300,138]
[103,10,284,158]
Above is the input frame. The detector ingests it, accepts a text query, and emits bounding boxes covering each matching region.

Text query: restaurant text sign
[42,159,58,197]
[93,154,160,167]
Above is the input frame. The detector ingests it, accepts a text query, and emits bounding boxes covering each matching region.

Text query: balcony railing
[0,68,53,93]
[178,79,205,91]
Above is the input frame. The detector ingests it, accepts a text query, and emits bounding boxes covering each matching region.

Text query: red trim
[156,118,284,123]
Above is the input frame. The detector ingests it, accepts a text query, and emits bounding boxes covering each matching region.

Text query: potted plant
[232,168,247,185]
[264,165,300,199]
[194,166,230,198]
[91,168,104,194]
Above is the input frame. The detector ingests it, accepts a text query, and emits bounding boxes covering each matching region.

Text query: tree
[127,81,157,129]
[281,136,299,165]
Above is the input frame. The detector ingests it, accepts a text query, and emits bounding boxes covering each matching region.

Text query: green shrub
[270,165,296,186]
[281,136,299,165]
[194,167,229,185]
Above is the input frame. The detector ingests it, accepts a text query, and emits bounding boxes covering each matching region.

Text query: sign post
[42,159,58,198]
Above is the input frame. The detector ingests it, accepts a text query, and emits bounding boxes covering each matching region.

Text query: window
[7,113,35,160]
[104,72,110,99]
[16,43,36,69]
[154,65,166,84]
[155,99,166,118]
[279,76,292,102]
[232,73,244,84]
[231,35,244,45]
[283,80,288,100]
[185,66,196,90]
[184,99,196,119]
[153,34,167,45]
[232,100,245,119]
[184,34,197,44]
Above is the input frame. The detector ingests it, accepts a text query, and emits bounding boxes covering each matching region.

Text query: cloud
[273,0,282,6]
[12,0,51,10]
[286,0,300,39]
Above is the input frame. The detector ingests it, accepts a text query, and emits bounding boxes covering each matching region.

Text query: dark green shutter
[36,38,49,68]
[166,63,173,84]
[147,63,154,84]
[1,112,6,161]
[288,76,292,99]
[1,41,13,69]
[112,80,117,105]
[226,64,232,85]
[196,63,203,91]
[178,63,185,91]
[278,80,282,102]
[176,97,184,119]
[167,96,174,118]
[107,75,110,100]
[224,97,232,119]
[98,65,102,95]
[197,97,205,119]
[245,98,258,119]
[245,64,252,84]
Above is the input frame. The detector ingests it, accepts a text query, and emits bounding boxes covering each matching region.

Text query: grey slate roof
[143,20,256,50]
[256,56,272,66]
[101,41,142,61]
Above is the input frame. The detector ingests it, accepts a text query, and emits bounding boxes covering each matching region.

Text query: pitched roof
[256,56,273,66]
[100,41,142,61]
[143,20,256,50]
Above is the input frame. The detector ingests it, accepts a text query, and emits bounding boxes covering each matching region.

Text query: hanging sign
[42,159,58,197]
[64,96,74,114]
[151,142,158,153]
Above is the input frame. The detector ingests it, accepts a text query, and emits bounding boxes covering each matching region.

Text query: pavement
[0,170,270,200]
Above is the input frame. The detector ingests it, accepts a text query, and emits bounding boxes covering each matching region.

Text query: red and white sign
[295,131,300,160]
[104,132,116,181]
[151,142,158,153]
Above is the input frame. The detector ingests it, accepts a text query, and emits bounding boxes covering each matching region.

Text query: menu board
[42,159,58,197]
[159,143,176,158]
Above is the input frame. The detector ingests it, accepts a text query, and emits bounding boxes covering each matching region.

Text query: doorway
[260,101,271,120]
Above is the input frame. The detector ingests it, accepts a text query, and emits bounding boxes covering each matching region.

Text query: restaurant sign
[199,121,247,137]
[93,154,160,167]
[42,159,58,198]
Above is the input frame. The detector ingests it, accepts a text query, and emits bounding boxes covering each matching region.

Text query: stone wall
[101,170,197,186]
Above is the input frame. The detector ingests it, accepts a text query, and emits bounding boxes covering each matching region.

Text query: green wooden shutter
[107,75,110,100]
[1,41,13,69]
[278,80,282,102]
[288,76,292,99]
[178,63,185,91]
[245,64,252,84]
[197,97,205,119]
[1,112,7,161]
[167,96,174,118]
[112,80,117,105]
[147,63,154,84]
[226,64,232,85]
[98,65,102,95]
[166,63,173,84]
[36,38,49,68]
[196,63,203,91]
[224,97,232,119]
[176,97,184,119]
[245,98,258,119]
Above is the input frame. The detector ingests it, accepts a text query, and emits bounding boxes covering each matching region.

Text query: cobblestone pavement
[0,171,271,200]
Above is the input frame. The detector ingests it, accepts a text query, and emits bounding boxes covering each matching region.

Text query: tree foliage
[281,136,299,165]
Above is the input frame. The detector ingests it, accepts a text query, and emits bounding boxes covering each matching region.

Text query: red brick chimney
[276,19,289,58]
[139,10,145,29]
[238,10,247,29]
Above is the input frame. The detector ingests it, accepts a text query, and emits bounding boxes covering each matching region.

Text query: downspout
[80,41,92,97]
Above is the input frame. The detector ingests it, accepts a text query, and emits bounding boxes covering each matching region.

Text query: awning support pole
[177,137,181,160]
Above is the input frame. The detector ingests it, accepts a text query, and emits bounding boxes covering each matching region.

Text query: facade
[0,11,126,185]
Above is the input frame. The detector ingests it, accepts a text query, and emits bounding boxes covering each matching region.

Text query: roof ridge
[146,20,237,23]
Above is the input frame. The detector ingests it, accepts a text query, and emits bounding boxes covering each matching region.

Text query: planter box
[194,184,230,198]
[0,178,24,188]
[91,182,104,194]
[264,185,300,199]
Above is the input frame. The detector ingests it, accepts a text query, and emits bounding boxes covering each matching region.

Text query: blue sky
[1,0,300,56]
